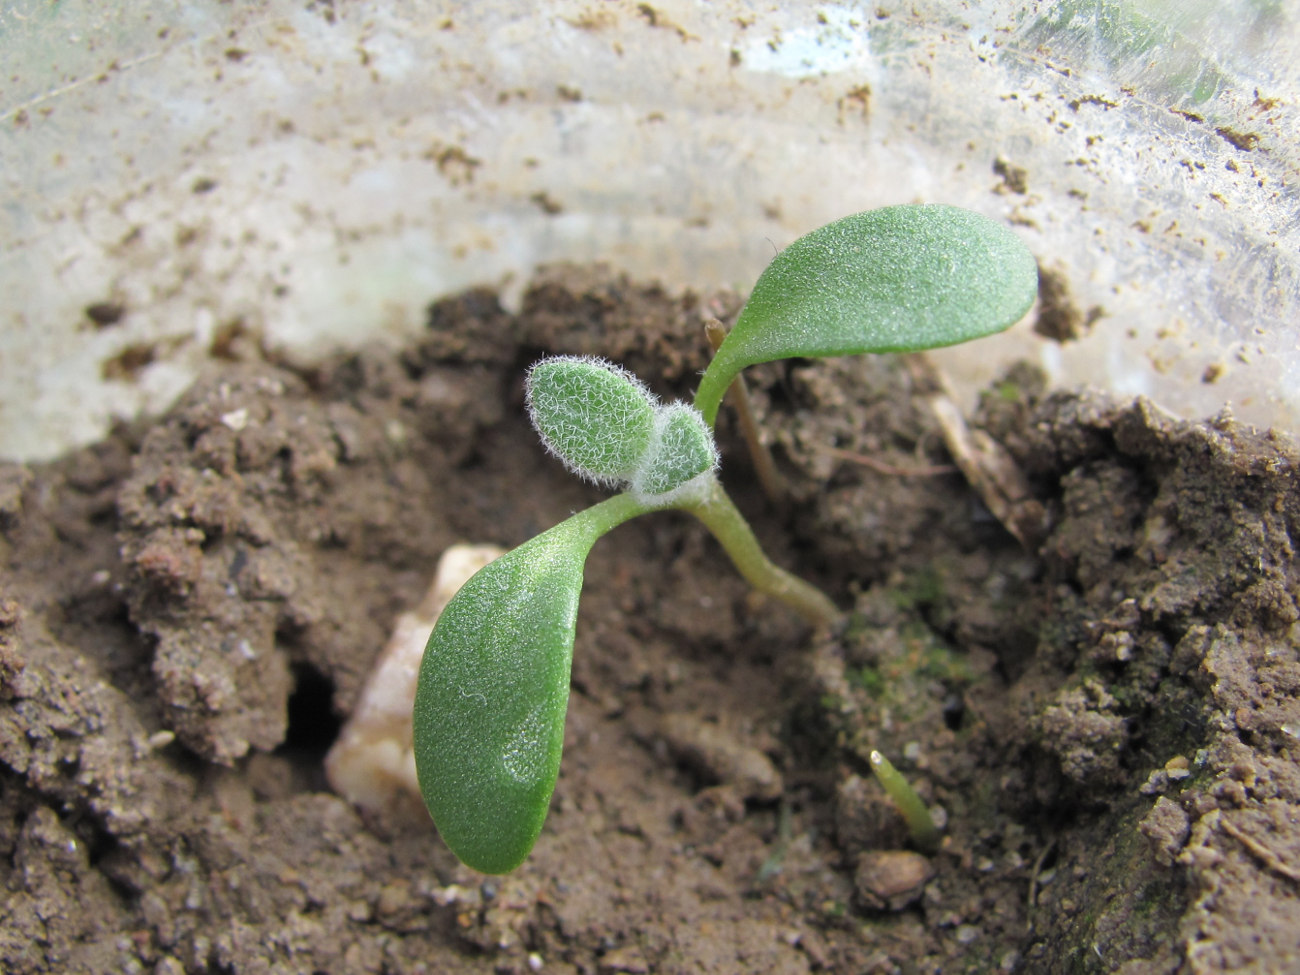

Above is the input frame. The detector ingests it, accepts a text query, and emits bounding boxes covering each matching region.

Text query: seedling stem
[681,478,840,625]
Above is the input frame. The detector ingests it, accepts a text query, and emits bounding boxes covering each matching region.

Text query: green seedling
[414,205,1037,873]
[870,749,942,855]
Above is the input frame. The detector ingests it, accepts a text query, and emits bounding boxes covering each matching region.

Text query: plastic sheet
[3,1,1296,459]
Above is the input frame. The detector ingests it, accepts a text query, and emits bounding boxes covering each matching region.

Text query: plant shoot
[414,205,1038,873]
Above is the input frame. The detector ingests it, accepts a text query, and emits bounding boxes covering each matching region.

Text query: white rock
[325,543,505,813]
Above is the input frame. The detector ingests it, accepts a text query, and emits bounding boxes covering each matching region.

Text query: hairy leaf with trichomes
[415,204,1038,874]
[526,355,719,506]
[630,402,718,506]
[525,356,657,486]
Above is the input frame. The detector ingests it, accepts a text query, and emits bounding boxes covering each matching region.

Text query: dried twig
[819,444,957,478]
[907,354,1047,548]
[1220,815,1300,885]
[1026,839,1057,935]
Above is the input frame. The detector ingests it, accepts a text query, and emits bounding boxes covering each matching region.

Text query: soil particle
[2,268,1298,974]
[1139,796,1192,864]
[1033,679,1128,788]
[854,849,934,911]
[1033,265,1104,342]
[631,709,784,802]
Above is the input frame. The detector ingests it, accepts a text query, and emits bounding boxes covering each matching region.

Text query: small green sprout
[870,749,941,855]
[413,205,1037,873]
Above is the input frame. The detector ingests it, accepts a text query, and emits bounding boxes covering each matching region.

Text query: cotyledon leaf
[694,205,1039,425]
[413,493,647,874]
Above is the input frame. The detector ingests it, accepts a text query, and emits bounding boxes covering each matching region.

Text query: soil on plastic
[3,267,1298,974]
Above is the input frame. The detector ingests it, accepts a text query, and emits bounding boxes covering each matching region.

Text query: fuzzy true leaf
[694,205,1039,424]
[526,356,657,486]
[630,402,718,505]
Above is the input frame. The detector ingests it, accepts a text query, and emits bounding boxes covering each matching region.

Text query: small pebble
[147,730,176,750]
[854,850,934,911]
[656,712,783,801]
[220,408,249,431]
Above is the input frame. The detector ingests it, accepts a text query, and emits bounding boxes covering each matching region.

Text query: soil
[2,266,1298,974]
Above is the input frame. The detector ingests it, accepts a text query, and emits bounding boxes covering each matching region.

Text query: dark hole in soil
[941,692,965,731]
[280,661,341,761]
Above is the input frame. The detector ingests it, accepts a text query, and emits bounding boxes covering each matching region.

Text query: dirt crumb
[1034,264,1104,342]
[993,155,1029,194]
